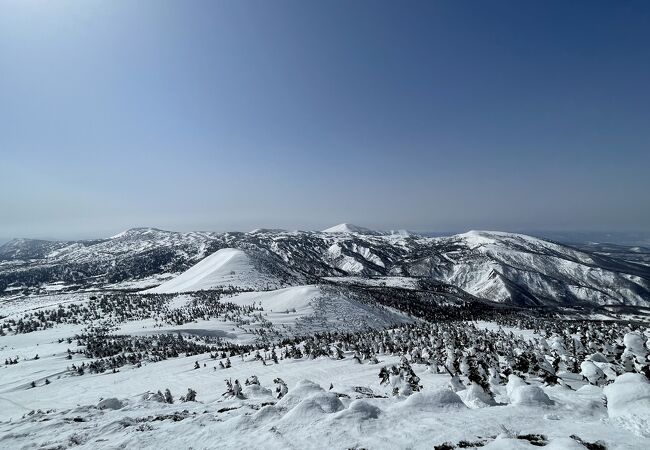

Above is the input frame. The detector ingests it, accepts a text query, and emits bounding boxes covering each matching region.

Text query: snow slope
[227,285,411,333]
[146,248,279,293]
[228,285,319,311]
[322,223,378,234]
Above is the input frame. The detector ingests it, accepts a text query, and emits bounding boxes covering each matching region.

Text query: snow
[1,317,648,449]
[623,332,648,362]
[2,224,650,448]
[0,292,90,318]
[228,285,318,312]
[457,383,498,408]
[145,248,278,293]
[580,361,606,385]
[5,226,650,307]
[97,398,125,410]
[473,321,541,342]
[604,373,650,437]
[1,353,645,449]
[322,223,376,234]
[396,388,466,411]
[508,385,553,406]
[323,276,419,289]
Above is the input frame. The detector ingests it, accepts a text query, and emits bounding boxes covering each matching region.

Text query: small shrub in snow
[223,379,244,399]
[245,375,260,386]
[180,388,197,402]
[274,377,288,399]
[380,359,421,397]
[164,388,174,404]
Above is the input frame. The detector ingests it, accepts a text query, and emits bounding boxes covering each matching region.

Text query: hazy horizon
[2,1,649,240]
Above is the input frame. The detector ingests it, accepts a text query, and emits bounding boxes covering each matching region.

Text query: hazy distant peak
[322,223,376,234]
[110,227,168,239]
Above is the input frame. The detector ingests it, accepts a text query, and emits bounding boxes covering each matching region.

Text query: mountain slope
[146,248,281,293]
[322,223,379,235]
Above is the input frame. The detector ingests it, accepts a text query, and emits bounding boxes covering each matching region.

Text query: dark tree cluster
[0,289,262,335]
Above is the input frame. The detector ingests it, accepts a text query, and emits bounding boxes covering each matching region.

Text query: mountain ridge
[1,226,649,307]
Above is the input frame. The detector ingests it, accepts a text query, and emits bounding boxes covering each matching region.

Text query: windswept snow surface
[146,248,279,293]
[1,338,647,449]
[228,285,318,312]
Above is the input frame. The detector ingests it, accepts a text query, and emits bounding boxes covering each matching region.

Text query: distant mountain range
[1,224,649,307]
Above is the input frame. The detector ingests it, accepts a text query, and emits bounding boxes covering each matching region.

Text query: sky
[1,0,649,240]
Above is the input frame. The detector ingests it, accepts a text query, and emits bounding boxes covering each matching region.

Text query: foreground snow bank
[604,373,650,437]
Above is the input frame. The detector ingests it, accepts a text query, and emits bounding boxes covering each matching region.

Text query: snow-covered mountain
[2,225,649,449]
[1,225,649,307]
[322,223,380,235]
[146,248,283,293]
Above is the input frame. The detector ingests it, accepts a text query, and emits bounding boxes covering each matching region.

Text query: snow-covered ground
[1,281,649,448]
[323,275,420,289]
[0,292,90,317]
[1,334,648,449]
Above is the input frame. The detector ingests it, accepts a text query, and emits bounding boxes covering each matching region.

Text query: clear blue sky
[1,0,649,240]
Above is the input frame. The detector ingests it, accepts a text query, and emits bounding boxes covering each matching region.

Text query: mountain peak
[322,223,376,234]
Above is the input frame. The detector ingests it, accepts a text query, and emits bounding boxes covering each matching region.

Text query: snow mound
[397,389,467,411]
[333,399,382,420]
[281,391,345,424]
[276,380,326,410]
[322,223,376,234]
[603,373,650,437]
[242,384,273,399]
[509,385,553,406]
[145,248,278,293]
[506,375,552,406]
[459,383,497,408]
[97,398,125,410]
